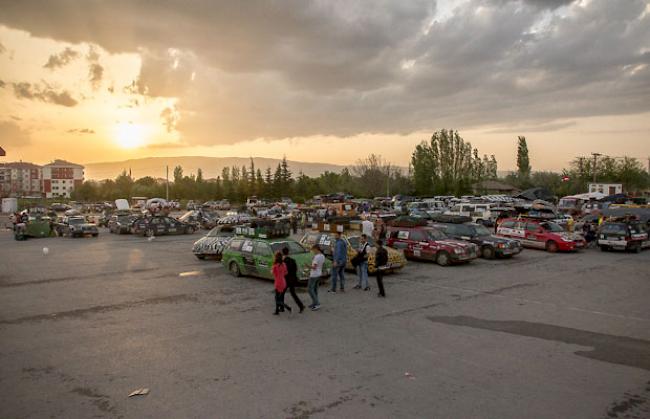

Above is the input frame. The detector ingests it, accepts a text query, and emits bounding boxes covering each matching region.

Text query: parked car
[496,218,585,252]
[430,218,522,259]
[299,231,406,274]
[131,216,197,236]
[221,237,331,282]
[386,225,478,266]
[56,216,99,238]
[108,214,137,234]
[192,225,236,260]
[598,219,650,253]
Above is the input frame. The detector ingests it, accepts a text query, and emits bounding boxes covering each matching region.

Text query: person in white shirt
[361,217,374,237]
[308,245,325,310]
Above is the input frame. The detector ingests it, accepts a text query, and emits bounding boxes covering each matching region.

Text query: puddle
[427,315,650,371]
[179,271,202,277]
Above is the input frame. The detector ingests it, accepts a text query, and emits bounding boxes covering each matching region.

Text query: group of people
[270,232,389,316]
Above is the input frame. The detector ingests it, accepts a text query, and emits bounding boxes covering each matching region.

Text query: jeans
[275,290,290,313]
[357,261,369,289]
[308,277,320,306]
[330,264,346,291]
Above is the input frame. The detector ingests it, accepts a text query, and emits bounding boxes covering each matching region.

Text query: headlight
[497,243,505,248]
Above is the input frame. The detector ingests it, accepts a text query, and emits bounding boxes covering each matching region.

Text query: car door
[149,217,165,235]
[409,229,433,259]
[240,239,257,276]
[253,241,274,279]
[523,222,546,248]
[389,229,411,253]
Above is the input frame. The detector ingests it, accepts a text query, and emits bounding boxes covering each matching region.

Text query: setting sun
[114,122,147,149]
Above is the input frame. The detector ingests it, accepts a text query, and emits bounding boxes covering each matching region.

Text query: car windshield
[472,224,492,236]
[600,223,627,234]
[540,222,564,232]
[270,241,308,254]
[68,218,85,225]
[426,228,447,240]
[117,215,133,223]
[207,227,235,237]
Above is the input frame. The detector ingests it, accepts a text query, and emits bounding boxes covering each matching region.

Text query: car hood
[437,239,477,249]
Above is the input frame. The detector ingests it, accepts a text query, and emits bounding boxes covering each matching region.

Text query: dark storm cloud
[0,0,648,144]
[12,82,78,107]
[43,46,78,69]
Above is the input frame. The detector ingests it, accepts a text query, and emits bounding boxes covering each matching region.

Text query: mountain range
[83,156,349,180]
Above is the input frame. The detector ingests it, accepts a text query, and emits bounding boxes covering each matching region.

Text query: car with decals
[386,224,478,266]
[597,219,650,253]
[192,225,236,260]
[430,217,522,259]
[107,214,138,234]
[496,218,585,252]
[131,215,197,236]
[56,216,99,238]
[299,231,407,274]
[221,237,331,282]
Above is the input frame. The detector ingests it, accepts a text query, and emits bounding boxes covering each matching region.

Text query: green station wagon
[221,236,331,283]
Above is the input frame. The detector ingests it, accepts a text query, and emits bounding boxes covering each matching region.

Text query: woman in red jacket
[272,251,292,315]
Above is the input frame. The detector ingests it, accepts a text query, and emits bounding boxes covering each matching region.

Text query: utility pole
[386,164,390,197]
[166,165,169,201]
[591,152,602,184]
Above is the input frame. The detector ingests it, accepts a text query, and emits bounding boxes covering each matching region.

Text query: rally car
[192,225,236,260]
[496,218,585,252]
[56,216,99,238]
[299,231,406,274]
[221,237,331,282]
[131,216,197,236]
[598,219,650,253]
[430,216,522,259]
[386,225,478,266]
[108,214,137,234]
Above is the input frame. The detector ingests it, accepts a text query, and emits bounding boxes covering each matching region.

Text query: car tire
[92,233,98,237]
[546,241,558,253]
[481,246,495,259]
[632,243,642,254]
[186,227,195,234]
[600,245,609,252]
[229,261,241,277]
[146,229,154,237]
[196,254,206,260]
[436,251,450,266]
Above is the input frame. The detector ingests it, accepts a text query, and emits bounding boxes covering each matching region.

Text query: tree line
[72,130,649,203]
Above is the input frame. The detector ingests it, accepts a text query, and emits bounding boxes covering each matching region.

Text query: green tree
[516,136,531,186]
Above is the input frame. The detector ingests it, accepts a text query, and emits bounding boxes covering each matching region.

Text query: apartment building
[0,162,43,197]
[42,159,85,198]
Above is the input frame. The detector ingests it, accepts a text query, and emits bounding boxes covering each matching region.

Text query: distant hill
[83,156,349,180]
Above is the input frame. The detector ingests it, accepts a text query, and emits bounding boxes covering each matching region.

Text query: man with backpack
[374,240,388,297]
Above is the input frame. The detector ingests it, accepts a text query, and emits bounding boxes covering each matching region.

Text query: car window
[348,236,376,248]
[254,242,273,257]
[600,224,627,235]
[426,229,447,240]
[270,241,307,254]
[410,230,426,241]
[525,223,539,231]
[513,222,525,230]
[229,239,244,251]
[472,224,491,236]
[241,240,254,253]
[397,230,410,240]
[541,222,564,232]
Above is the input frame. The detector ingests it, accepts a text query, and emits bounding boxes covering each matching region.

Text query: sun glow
[114,122,147,149]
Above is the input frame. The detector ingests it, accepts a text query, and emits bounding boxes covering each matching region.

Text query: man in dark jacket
[282,247,305,312]
[375,240,388,297]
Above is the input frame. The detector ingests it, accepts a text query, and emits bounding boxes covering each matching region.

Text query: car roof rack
[430,214,472,224]
[388,216,429,228]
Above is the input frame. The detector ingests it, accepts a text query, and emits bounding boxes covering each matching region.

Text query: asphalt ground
[0,225,649,419]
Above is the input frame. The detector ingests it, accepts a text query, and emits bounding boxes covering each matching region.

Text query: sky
[0,0,649,172]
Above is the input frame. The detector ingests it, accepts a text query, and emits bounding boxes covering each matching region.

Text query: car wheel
[196,254,206,260]
[92,233,98,237]
[229,261,241,277]
[632,243,642,254]
[146,229,154,237]
[186,226,195,234]
[546,241,558,253]
[481,246,495,259]
[600,245,609,252]
[436,251,450,266]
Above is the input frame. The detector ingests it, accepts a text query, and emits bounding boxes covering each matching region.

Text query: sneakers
[311,305,321,311]
[273,312,279,315]
[377,293,386,298]
[364,287,371,291]
[353,285,361,289]
[327,289,336,293]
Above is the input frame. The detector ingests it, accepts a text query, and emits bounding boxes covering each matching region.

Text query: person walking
[308,245,325,310]
[329,232,347,293]
[282,247,305,313]
[374,240,388,297]
[272,252,292,315]
[353,234,370,291]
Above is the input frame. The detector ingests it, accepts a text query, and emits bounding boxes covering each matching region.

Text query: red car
[386,225,479,266]
[496,218,585,252]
